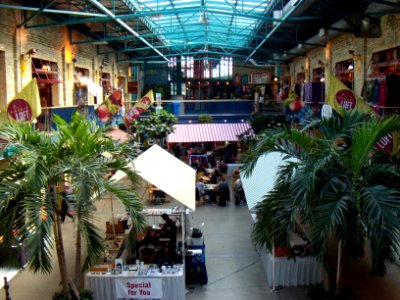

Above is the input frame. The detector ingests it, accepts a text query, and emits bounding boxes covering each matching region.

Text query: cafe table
[85,265,185,300]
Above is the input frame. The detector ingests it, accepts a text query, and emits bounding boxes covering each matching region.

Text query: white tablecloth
[257,245,322,288]
[86,269,185,300]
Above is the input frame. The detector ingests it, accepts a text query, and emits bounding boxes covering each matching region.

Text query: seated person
[196,177,206,201]
[140,227,158,248]
[137,227,158,263]
[158,213,177,249]
[210,167,222,184]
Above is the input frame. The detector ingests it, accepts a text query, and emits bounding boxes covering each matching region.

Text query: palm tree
[55,113,147,290]
[242,110,400,296]
[0,113,147,299]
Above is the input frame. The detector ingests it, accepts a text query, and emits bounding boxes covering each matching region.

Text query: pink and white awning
[167,123,253,143]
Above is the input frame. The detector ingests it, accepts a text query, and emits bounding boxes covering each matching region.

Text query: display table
[257,245,322,288]
[185,245,208,285]
[86,267,185,300]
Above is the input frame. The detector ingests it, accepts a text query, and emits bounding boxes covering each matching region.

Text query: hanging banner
[95,89,123,123]
[115,277,162,299]
[125,90,155,126]
[6,78,41,121]
[325,72,372,115]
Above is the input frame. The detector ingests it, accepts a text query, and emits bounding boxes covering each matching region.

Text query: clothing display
[303,82,325,103]
[366,74,400,112]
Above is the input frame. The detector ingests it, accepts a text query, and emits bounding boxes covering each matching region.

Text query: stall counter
[86,266,184,300]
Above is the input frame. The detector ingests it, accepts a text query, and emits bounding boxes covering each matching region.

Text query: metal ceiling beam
[0,3,106,17]
[19,6,399,30]
[17,0,58,28]
[364,0,400,7]
[71,35,137,45]
[245,0,311,62]
[87,0,169,62]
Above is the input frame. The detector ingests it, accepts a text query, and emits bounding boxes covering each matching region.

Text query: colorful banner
[115,277,162,299]
[324,73,400,154]
[283,90,304,112]
[96,89,123,123]
[125,90,154,126]
[6,78,41,121]
[375,132,400,154]
[325,72,372,115]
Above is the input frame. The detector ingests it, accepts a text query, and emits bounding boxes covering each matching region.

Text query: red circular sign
[7,99,32,121]
[375,134,393,153]
[141,96,151,106]
[336,90,356,110]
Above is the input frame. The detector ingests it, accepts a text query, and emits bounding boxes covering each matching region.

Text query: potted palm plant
[0,112,147,299]
[242,110,400,297]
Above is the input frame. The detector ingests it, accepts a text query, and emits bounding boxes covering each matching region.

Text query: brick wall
[290,14,400,99]
[0,4,129,108]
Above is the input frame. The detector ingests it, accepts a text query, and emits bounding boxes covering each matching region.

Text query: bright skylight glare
[128,0,273,49]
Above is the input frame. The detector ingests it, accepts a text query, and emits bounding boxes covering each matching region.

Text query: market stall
[241,152,322,289]
[85,145,196,299]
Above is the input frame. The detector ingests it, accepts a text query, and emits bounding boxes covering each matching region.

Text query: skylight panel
[128,0,273,50]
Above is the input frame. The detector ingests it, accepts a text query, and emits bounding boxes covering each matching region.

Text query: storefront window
[74,67,89,105]
[335,59,353,90]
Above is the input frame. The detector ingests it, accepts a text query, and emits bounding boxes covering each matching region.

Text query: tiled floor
[1,179,399,299]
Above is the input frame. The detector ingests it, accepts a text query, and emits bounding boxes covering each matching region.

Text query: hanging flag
[125,90,155,126]
[283,90,304,112]
[374,132,400,155]
[325,72,372,115]
[95,89,123,124]
[6,78,41,121]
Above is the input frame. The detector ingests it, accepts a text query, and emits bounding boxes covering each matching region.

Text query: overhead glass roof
[128,0,273,52]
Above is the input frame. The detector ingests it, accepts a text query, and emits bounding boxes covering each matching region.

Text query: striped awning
[167,123,253,143]
[242,153,296,212]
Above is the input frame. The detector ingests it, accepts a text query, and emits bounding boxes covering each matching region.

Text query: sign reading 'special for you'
[115,278,162,299]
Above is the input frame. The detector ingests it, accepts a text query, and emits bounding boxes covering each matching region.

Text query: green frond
[79,220,105,272]
[23,193,55,274]
[105,182,147,242]
[362,185,400,275]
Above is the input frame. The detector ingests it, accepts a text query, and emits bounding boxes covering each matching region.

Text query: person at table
[216,174,230,206]
[192,158,205,173]
[158,213,177,249]
[210,167,222,184]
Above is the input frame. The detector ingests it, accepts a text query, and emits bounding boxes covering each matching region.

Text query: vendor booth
[85,145,197,300]
[241,152,322,289]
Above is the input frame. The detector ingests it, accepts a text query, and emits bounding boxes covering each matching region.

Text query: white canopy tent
[133,144,196,211]
[111,144,196,211]
[109,144,196,277]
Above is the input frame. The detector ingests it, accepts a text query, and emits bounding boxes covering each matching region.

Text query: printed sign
[115,277,162,299]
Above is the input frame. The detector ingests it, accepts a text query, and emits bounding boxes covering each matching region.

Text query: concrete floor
[185,202,308,300]
[1,178,400,299]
